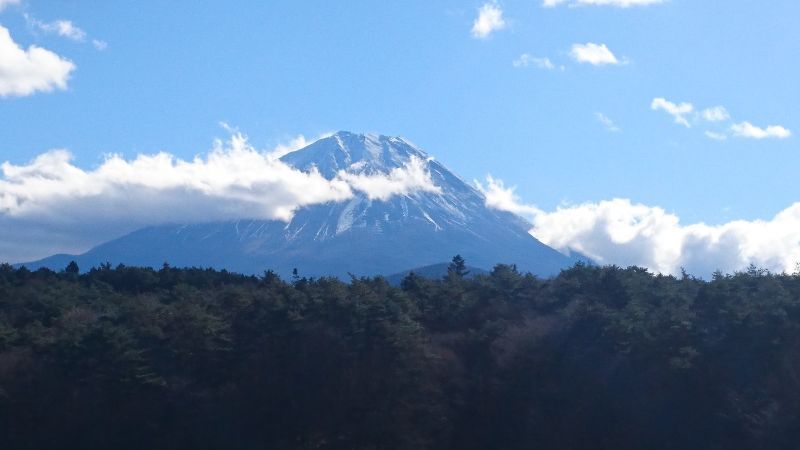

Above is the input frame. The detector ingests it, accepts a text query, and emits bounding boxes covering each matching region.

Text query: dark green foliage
[2,262,800,449]
[64,260,80,275]
[447,254,469,278]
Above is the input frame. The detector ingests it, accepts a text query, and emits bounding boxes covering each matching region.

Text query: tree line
[1,258,800,449]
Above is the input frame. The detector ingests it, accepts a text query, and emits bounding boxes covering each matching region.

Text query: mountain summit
[281,131,429,177]
[22,132,580,277]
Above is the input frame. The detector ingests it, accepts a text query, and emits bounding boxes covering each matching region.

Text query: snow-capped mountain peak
[277,131,492,239]
[280,131,430,178]
[23,132,579,278]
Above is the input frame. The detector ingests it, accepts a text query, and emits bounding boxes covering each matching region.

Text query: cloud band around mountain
[478,176,800,277]
[6,129,799,277]
[0,133,442,263]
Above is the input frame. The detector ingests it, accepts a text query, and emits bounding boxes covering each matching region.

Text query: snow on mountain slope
[22,132,580,278]
[279,131,521,238]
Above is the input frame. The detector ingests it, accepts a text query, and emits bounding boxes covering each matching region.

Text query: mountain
[21,132,581,278]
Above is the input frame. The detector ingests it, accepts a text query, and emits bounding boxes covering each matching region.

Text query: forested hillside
[2,260,800,449]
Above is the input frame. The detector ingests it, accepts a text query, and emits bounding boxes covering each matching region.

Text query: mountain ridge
[20,132,581,278]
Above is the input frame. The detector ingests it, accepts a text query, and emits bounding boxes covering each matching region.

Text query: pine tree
[65,260,80,275]
[448,254,469,277]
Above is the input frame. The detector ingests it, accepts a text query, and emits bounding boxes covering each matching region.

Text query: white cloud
[701,106,730,122]
[544,0,665,7]
[48,20,86,41]
[570,43,620,66]
[0,133,443,263]
[480,176,800,276]
[471,2,506,39]
[577,0,665,5]
[338,156,442,201]
[513,53,556,70]
[595,112,621,132]
[475,176,543,219]
[651,97,694,127]
[25,14,107,50]
[267,132,333,159]
[0,0,19,12]
[653,99,790,141]
[26,15,87,41]
[730,121,791,140]
[0,25,75,97]
[705,131,727,141]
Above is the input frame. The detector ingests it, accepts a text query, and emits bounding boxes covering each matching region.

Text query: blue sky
[1,0,799,273]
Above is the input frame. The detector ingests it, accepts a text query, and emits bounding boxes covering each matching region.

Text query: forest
[2,258,800,450]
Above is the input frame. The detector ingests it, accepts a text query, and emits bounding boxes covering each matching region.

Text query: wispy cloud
[0,25,75,97]
[475,176,543,219]
[651,97,694,127]
[338,156,442,201]
[26,15,87,41]
[0,0,19,12]
[595,113,621,132]
[570,43,620,66]
[705,131,727,141]
[25,14,108,50]
[264,131,334,160]
[92,39,108,51]
[730,122,791,140]
[544,0,665,7]
[0,132,442,262]
[701,106,730,122]
[513,53,557,70]
[480,176,800,277]
[471,2,506,39]
[652,98,791,140]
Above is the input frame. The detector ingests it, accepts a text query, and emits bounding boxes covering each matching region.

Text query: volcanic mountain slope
[22,132,581,278]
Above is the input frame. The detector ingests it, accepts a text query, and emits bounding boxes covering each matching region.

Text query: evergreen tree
[65,260,80,275]
[1,261,799,450]
[448,254,469,278]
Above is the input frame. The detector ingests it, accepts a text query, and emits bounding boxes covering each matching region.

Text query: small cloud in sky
[701,106,730,122]
[730,122,791,139]
[705,131,727,141]
[471,2,506,39]
[50,20,86,41]
[544,0,665,7]
[570,43,620,66]
[651,97,694,127]
[0,25,75,97]
[475,175,543,219]
[0,0,19,12]
[513,53,557,70]
[92,39,108,51]
[267,131,333,159]
[26,15,87,41]
[595,112,621,132]
[25,13,106,49]
[652,98,790,142]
